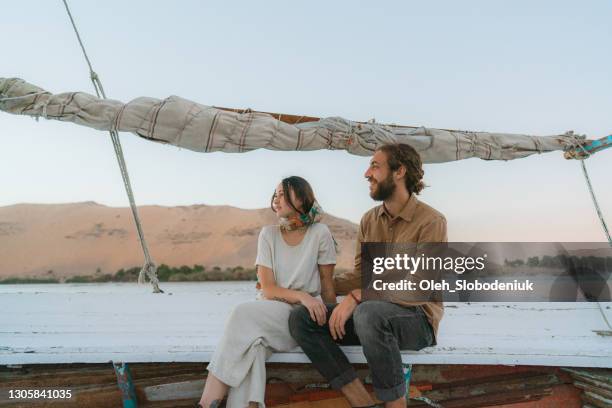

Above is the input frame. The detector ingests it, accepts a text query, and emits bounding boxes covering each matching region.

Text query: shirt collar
[378,194,418,222]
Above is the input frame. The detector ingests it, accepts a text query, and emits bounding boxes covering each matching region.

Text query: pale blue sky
[2,0,611,241]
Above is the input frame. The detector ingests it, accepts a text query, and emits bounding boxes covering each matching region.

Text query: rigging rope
[578,159,612,332]
[580,161,612,246]
[571,137,612,331]
[61,0,162,293]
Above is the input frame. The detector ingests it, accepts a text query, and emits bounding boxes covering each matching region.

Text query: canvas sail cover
[0,78,587,163]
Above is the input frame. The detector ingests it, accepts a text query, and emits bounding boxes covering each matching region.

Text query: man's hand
[329,294,358,340]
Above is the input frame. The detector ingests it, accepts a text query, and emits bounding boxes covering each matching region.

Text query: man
[289,143,446,408]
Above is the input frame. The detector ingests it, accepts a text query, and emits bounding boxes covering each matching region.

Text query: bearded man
[289,143,447,408]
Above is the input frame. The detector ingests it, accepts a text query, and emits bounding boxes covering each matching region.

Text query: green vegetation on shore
[0,277,61,284]
[0,265,257,284]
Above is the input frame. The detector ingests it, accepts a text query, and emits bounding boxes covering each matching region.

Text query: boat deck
[1,282,611,367]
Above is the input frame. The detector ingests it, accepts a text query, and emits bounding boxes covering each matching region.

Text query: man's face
[364,150,396,201]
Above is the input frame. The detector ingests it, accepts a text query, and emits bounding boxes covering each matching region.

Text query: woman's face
[273,183,303,218]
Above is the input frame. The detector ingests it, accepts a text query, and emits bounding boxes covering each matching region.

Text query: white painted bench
[1,282,611,368]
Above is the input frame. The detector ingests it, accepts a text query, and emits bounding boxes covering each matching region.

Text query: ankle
[197,399,222,408]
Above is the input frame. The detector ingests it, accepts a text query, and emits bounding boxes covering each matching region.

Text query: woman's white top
[255,223,337,297]
[207,223,336,407]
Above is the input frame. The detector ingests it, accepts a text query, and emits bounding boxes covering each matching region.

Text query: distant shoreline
[0,265,257,284]
[0,265,352,284]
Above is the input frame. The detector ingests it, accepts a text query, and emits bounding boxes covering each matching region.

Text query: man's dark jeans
[288,300,435,402]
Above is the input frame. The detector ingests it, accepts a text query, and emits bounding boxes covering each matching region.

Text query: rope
[0,92,48,102]
[540,134,611,331]
[578,158,612,332]
[61,0,162,293]
[577,156,612,247]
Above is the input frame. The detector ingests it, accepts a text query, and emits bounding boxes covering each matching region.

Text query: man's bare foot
[340,378,376,407]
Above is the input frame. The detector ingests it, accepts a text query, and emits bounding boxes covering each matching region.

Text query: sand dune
[0,202,358,278]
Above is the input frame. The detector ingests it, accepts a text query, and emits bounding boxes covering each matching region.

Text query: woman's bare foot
[198,373,229,408]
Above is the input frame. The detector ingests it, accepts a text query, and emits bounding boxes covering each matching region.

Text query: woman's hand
[329,294,358,340]
[299,293,328,326]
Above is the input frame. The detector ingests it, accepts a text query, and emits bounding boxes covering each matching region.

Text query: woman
[198,176,337,408]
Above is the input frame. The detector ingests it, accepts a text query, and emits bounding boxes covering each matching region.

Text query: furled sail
[0,78,592,163]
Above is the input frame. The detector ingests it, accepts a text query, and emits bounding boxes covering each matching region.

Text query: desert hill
[0,202,358,279]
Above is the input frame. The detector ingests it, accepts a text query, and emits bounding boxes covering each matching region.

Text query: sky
[2,0,611,242]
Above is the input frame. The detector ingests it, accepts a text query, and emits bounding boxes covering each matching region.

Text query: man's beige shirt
[334,194,447,341]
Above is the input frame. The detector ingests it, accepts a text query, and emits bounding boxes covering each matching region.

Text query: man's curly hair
[377,143,425,195]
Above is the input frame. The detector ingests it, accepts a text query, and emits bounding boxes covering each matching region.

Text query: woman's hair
[377,143,425,195]
[271,176,315,215]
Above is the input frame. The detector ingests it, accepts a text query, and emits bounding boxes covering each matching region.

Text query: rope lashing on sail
[61,0,162,293]
[0,92,48,102]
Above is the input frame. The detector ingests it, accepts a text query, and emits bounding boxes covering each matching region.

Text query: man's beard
[370,173,396,201]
